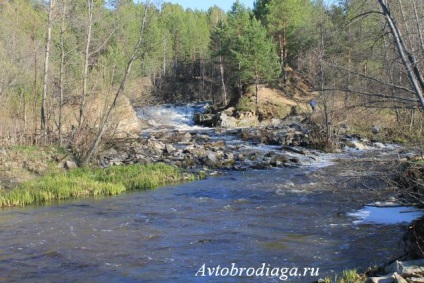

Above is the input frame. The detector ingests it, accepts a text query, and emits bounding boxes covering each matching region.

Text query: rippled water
[136,103,210,130]
[0,158,407,282]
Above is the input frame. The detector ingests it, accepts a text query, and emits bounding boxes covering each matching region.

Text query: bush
[396,160,424,207]
[237,96,254,112]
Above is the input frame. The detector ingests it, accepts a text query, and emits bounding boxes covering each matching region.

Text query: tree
[265,0,314,77]
[78,0,95,129]
[210,20,229,106]
[79,1,152,166]
[41,0,55,136]
[377,0,424,111]
[232,18,280,105]
[253,0,271,24]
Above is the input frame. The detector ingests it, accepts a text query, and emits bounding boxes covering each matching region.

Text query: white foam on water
[348,205,424,225]
[137,103,210,131]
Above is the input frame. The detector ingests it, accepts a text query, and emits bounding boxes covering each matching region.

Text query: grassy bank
[0,163,201,207]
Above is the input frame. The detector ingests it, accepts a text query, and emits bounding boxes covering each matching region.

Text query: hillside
[229,68,320,125]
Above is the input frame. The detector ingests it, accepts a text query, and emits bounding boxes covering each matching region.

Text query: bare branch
[318,87,419,104]
[324,62,416,94]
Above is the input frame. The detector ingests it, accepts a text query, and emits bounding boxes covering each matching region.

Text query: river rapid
[0,105,418,282]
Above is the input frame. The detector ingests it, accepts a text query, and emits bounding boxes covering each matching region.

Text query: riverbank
[0,145,417,282]
[0,146,202,207]
[1,128,424,282]
[311,148,424,283]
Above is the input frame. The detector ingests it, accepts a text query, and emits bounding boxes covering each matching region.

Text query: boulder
[194,113,217,126]
[349,140,368,150]
[180,132,192,144]
[64,160,78,170]
[393,273,408,283]
[204,140,226,151]
[365,276,394,283]
[203,152,222,168]
[236,153,246,162]
[385,260,424,276]
[218,108,260,128]
[373,142,386,148]
[164,144,176,154]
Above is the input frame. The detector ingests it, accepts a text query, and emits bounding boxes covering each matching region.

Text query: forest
[1,0,424,164]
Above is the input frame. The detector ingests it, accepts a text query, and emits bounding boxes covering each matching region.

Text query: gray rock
[224,152,234,161]
[205,140,225,150]
[372,125,380,134]
[289,123,303,131]
[148,139,165,154]
[180,132,192,144]
[393,273,408,283]
[270,154,289,166]
[385,260,424,276]
[194,113,217,126]
[196,133,211,141]
[373,142,385,148]
[350,140,368,150]
[236,153,245,161]
[102,148,118,157]
[164,144,176,154]
[64,160,78,170]
[365,276,394,283]
[203,152,221,168]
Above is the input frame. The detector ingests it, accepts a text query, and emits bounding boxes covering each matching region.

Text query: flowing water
[0,156,411,282]
[0,105,419,282]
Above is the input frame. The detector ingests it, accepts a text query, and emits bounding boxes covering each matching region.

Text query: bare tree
[377,0,424,111]
[78,0,94,129]
[79,2,152,167]
[58,0,68,147]
[41,0,55,137]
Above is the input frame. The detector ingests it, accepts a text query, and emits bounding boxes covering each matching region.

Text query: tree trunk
[79,3,150,167]
[412,0,424,55]
[59,0,66,147]
[255,73,259,106]
[32,33,39,145]
[377,0,424,111]
[78,0,94,129]
[41,0,55,137]
[219,54,227,105]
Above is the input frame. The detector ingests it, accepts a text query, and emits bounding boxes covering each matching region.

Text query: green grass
[0,163,200,207]
[323,269,366,283]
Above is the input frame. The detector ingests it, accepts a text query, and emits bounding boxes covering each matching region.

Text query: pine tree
[232,18,280,105]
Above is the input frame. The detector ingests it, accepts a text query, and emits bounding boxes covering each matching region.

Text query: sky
[164,0,253,12]
[163,0,337,12]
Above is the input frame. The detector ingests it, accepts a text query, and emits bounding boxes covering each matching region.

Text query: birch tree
[41,0,55,136]
[377,0,424,111]
[79,1,152,166]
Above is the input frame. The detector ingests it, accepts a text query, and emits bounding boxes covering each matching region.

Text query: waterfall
[136,103,210,130]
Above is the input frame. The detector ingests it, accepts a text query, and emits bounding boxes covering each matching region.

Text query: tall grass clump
[0,163,193,207]
[323,269,366,283]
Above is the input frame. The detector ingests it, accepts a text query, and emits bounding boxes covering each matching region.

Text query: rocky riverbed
[99,115,391,176]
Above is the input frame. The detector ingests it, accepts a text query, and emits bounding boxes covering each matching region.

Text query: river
[0,105,418,282]
[0,151,412,282]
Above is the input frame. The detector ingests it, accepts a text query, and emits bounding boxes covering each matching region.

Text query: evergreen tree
[266,0,314,74]
[232,18,281,105]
